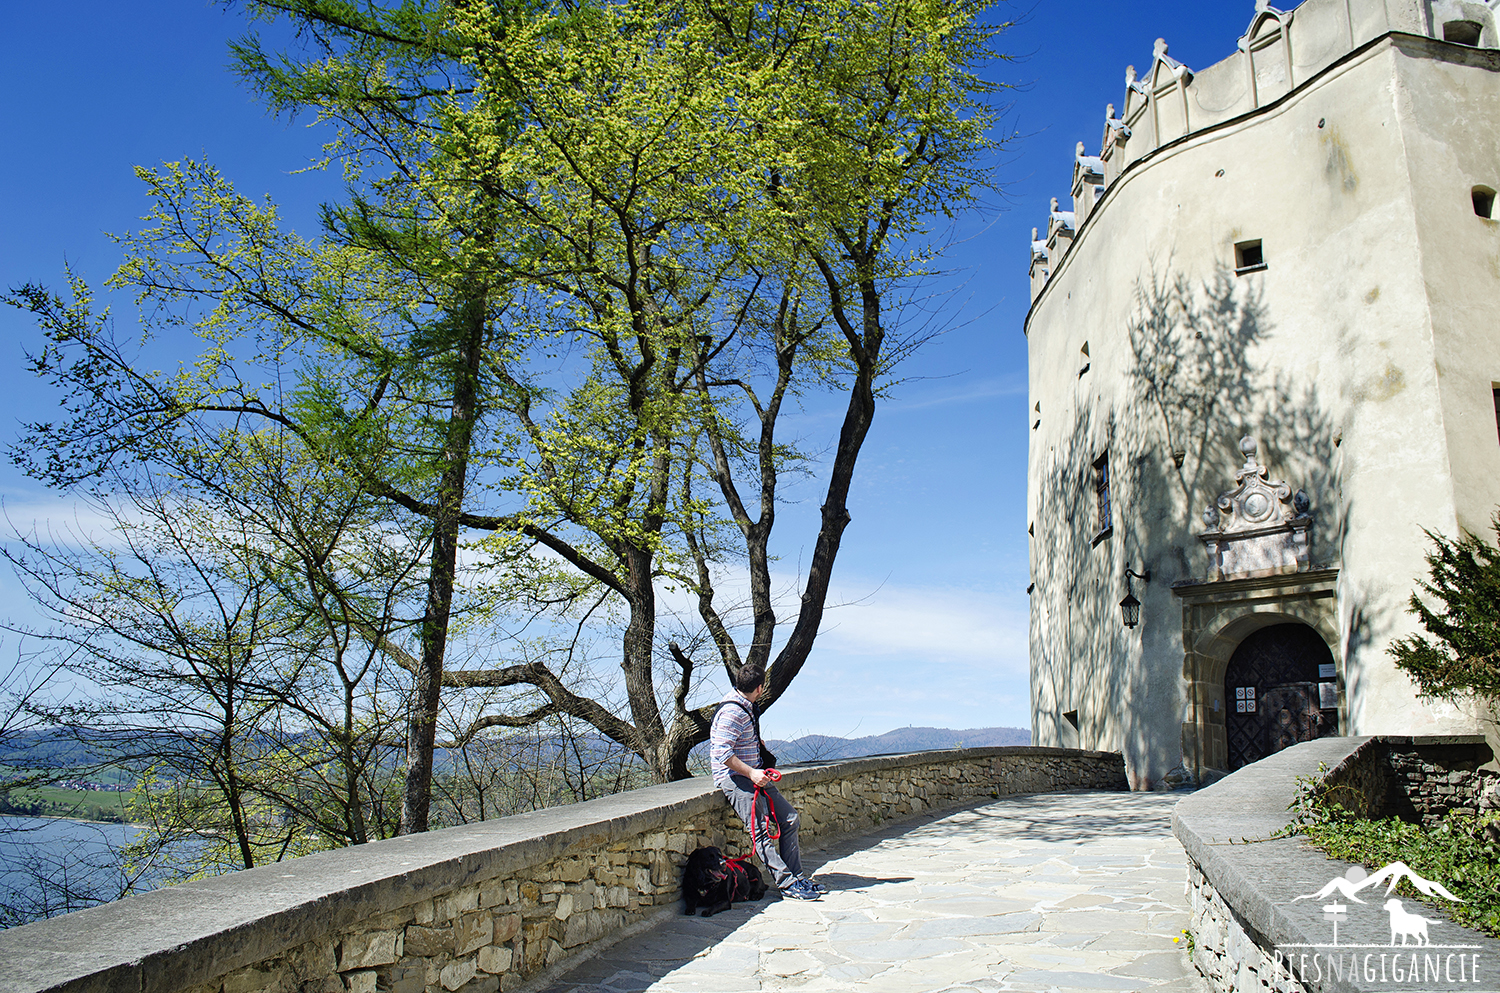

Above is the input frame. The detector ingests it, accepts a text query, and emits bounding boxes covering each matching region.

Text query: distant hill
[765,726,1030,763]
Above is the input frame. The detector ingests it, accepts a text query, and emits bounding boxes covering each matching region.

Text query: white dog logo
[1384,898,1439,946]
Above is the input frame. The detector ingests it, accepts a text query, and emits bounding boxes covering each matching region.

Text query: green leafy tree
[4,437,423,865]
[7,0,1010,833]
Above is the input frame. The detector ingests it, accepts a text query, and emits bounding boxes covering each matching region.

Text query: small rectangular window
[1475,187,1496,218]
[1444,19,1482,46]
[1235,239,1266,274]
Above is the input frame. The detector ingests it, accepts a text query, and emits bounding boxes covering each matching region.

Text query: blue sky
[0,2,1259,741]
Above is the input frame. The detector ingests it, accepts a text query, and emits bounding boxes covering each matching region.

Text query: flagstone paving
[535,790,1209,993]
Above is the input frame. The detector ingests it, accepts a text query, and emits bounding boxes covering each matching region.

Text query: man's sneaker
[801,875,828,894]
[782,878,821,901]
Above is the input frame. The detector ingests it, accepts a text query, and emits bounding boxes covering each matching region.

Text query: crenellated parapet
[1025,0,1497,302]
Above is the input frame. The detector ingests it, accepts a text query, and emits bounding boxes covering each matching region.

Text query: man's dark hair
[732,664,766,694]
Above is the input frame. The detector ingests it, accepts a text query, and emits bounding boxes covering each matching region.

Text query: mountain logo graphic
[1292,862,1464,907]
[1273,862,1484,984]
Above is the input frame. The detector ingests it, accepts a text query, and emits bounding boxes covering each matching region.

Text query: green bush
[1388,515,1500,703]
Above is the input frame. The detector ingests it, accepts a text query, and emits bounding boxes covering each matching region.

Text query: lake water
[0,817,151,922]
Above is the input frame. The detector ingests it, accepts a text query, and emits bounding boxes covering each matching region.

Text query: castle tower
[1025,0,1500,787]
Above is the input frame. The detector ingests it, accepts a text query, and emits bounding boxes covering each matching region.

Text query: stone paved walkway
[536,790,1209,993]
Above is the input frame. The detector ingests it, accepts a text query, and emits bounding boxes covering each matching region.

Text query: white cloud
[884,375,1029,412]
[814,581,1027,663]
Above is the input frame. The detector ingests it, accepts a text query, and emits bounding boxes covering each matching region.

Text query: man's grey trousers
[720,774,802,890]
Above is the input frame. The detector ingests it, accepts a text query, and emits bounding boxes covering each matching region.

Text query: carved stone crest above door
[1198,436,1312,582]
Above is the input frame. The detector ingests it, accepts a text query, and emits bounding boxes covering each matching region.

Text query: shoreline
[0,813,146,830]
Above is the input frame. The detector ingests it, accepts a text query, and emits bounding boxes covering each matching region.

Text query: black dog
[682,846,767,916]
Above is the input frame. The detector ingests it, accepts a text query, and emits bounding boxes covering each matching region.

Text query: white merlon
[1029,227,1048,260]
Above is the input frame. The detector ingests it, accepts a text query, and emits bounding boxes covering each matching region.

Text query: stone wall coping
[1368,734,1487,747]
[1173,736,1500,992]
[0,745,1101,993]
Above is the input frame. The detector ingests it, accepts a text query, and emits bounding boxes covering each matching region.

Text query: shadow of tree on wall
[1342,585,1394,733]
[1032,261,1345,784]
[1124,263,1341,567]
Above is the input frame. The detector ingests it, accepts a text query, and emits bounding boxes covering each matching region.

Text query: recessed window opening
[1063,710,1080,731]
[1493,385,1500,446]
[1079,342,1091,377]
[1474,186,1496,218]
[1234,239,1266,274]
[1444,19,1483,46]
[1092,451,1112,540]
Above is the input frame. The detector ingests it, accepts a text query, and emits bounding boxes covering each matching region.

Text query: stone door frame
[1171,568,1341,781]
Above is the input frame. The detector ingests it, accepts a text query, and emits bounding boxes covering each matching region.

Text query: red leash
[749,768,782,851]
[721,855,753,901]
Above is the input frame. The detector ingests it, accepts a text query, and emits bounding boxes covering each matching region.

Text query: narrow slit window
[1079,342,1091,377]
[1475,186,1496,218]
[1235,239,1266,274]
[1444,20,1482,46]
[1092,452,1112,538]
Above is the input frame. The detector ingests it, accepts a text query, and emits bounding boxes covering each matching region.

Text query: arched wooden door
[1224,623,1338,770]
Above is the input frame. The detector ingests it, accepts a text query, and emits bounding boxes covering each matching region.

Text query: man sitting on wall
[709,664,825,901]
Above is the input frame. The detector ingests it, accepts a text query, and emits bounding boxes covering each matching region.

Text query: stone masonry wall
[3,746,1125,993]
[1319,735,1496,826]
[1185,859,1307,993]
[1381,740,1499,825]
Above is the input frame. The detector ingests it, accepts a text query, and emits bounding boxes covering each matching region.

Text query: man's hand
[727,754,768,786]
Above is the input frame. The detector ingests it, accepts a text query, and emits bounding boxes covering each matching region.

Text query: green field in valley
[0,785,135,823]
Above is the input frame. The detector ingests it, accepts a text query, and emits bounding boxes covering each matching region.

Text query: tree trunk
[401,294,486,834]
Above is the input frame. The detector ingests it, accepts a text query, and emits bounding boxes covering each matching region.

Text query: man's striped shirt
[709,689,761,787]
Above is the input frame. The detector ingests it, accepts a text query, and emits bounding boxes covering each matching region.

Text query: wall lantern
[1120,567,1151,629]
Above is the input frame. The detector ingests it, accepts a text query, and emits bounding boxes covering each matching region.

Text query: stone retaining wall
[1174,736,1500,993]
[2,746,1124,993]
[1315,735,1500,825]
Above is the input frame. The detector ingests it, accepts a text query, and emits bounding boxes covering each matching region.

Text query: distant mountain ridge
[765,726,1030,763]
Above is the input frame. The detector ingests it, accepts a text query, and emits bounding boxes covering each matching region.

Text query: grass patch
[1284,774,1500,938]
